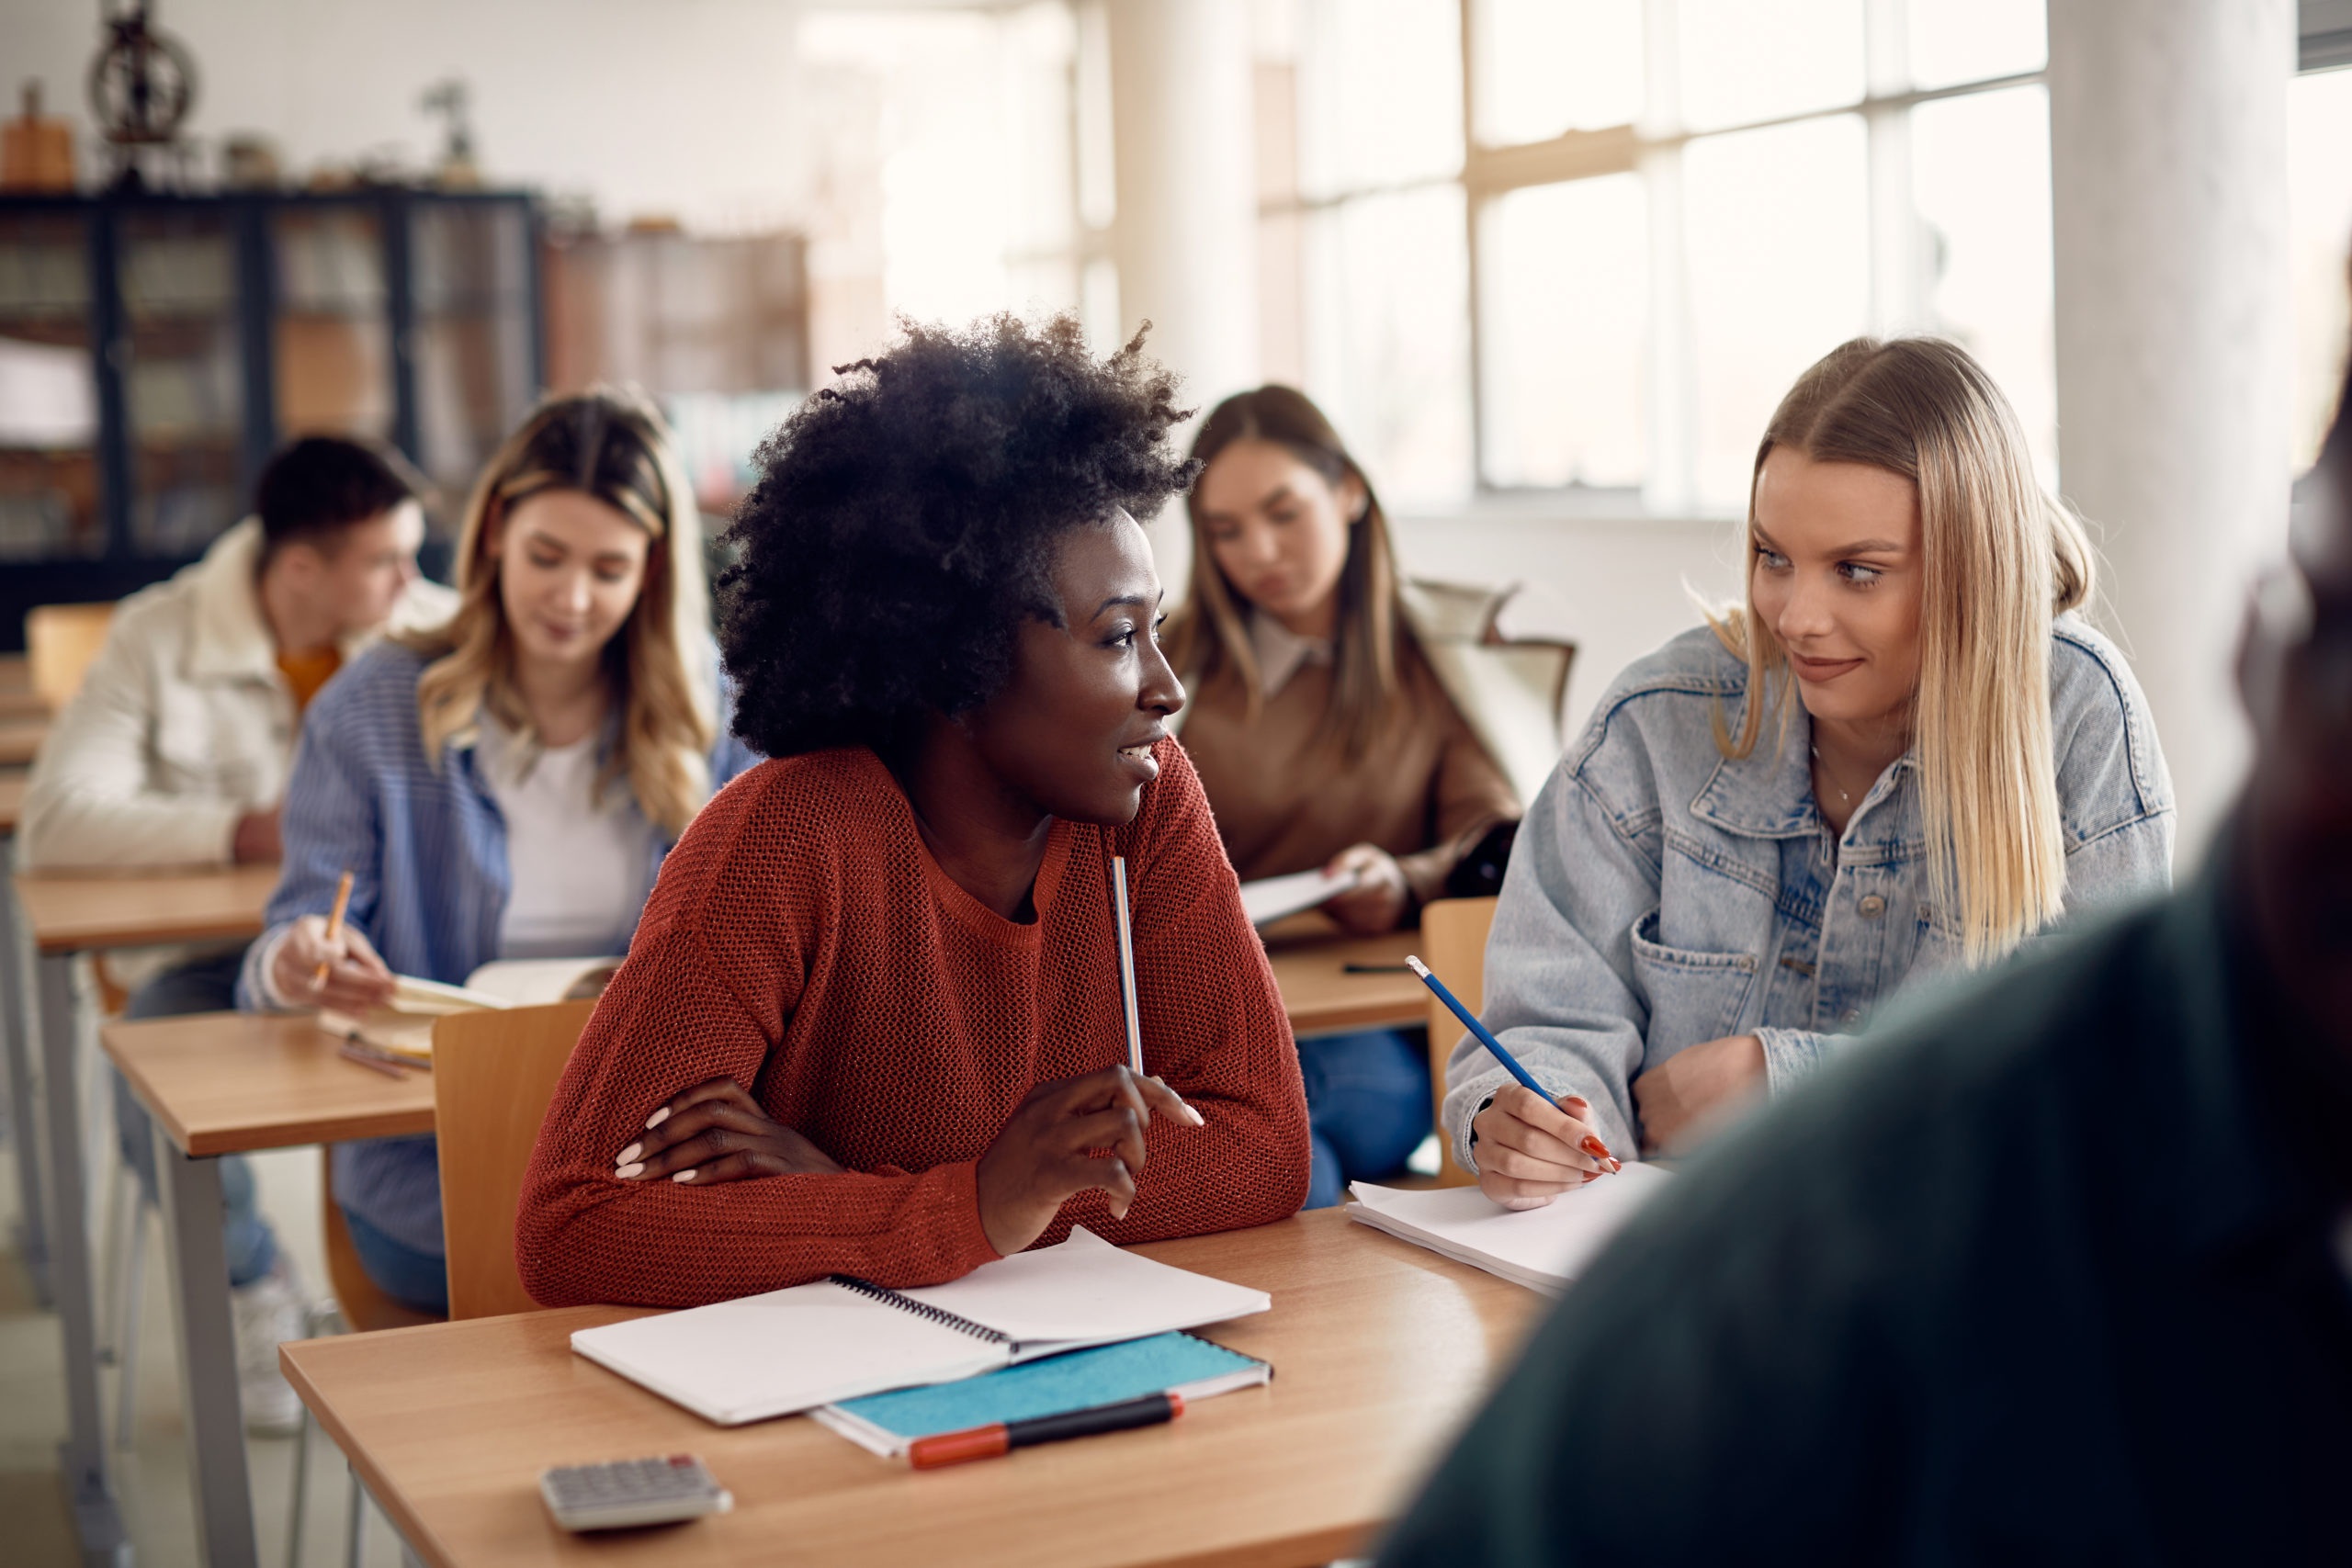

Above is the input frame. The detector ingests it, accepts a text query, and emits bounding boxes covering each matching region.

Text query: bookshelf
[0,188,543,649]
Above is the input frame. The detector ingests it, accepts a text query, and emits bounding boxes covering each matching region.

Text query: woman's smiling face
[1747,446,1926,732]
[960,511,1188,826]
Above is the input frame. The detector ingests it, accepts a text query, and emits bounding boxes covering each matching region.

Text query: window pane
[1908,0,2044,91]
[1480,175,1647,488]
[1678,0,1865,132]
[412,202,537,505]
[121,209,245,555]
[1685,115,1870,511]
[0,211,103,559]
[1297,0,1463,199]
[2290,67,2352,468]
[1303,186,1473,505]
[1476,0,1644,146]
[273,205,393,444]
[1910,85,2056,483]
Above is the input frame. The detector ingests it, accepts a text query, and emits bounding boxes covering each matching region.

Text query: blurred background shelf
[0,188,545,649]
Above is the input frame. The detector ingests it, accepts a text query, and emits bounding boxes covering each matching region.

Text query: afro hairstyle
[718,313,1197,758]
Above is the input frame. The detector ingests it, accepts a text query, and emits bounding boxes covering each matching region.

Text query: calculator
[538,1454,733,1531]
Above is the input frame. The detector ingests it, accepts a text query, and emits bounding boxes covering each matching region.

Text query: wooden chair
[432,1000,597,1320]
[1419,896,1498,1189]
[320,1151,443,1332]
[25,601,115,710]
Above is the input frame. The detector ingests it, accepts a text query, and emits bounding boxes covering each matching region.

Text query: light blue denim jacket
[1446,615,2174,1169]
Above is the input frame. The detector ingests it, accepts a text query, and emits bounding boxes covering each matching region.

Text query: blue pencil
[1405,954,1547,1097]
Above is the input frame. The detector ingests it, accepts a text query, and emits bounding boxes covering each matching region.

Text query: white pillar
[1104,0,1259,598]
[2048,0,2296,854]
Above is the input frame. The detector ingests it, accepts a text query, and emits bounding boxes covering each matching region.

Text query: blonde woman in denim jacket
[1452,339,2174,1206]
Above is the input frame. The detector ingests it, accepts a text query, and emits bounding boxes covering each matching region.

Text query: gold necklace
[1810,744,1858,807]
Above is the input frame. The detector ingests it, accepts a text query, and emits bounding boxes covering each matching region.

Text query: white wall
[7,0,840,231]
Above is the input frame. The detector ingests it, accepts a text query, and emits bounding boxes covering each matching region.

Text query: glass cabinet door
[118,206,247,555]
[0,209,103,559]
[271,202,394,444]
[411,200,535,500]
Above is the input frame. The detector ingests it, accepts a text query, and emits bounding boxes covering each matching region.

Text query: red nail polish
[1580,1134,1615,1163]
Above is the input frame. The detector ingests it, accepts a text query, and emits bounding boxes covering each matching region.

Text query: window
[2290,64,2352,469]
[1265,0,2054,513]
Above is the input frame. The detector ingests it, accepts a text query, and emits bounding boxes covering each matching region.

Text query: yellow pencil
[312,870,355,991]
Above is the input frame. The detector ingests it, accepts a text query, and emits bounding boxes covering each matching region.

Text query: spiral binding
[830,1275,1011,1346]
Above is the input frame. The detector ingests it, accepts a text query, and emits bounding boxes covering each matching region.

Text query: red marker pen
[908,1392,1185,1470]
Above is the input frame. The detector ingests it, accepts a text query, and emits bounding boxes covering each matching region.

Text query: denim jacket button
[1857,894,1887,919]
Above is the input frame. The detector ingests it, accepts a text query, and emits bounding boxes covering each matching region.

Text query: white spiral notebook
[1348,1162,1675,1294]
[570,1227,1272,1427]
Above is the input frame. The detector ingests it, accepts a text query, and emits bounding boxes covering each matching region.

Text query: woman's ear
[1339,472,1370,525]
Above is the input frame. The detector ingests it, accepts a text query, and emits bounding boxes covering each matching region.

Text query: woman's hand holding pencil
[1470,1089,1617,1210]
[974,1066,1204,1258]
[270,875,398,1013]
[1406,953,1622,1211]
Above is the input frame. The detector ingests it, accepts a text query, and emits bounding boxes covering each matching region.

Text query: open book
[317,956,622,1059]
[570,1227,1272,1427]
[1348,1162,1674,1294]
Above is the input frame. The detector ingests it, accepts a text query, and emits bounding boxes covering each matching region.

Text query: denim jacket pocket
[1629,910,1761,1049]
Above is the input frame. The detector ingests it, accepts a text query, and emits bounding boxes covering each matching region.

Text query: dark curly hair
[718,314,1198,758]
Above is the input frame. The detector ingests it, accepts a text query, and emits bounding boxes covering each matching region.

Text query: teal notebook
[811,1332,1271,1459]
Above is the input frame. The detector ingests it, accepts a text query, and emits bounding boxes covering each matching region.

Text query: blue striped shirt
[236,640,761,1256]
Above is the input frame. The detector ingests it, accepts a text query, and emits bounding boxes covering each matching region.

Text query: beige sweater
[1178,637,1521,906]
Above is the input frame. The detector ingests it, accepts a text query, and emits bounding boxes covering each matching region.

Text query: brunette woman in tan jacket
[1164,386,1564,1206]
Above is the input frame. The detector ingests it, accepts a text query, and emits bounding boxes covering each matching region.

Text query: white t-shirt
[476,716,656,961]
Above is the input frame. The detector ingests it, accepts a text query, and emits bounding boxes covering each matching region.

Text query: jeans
[340,1204,448,1314]
[116,950,277,1289]
[1297,1026,1434,1210]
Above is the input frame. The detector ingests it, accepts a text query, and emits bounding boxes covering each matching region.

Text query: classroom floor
[2,1052,413,1568]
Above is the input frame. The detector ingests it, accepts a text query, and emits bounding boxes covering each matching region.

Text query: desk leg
[39,951,130,1566]
[154,1126,256,1568]
[2,852,51,1305]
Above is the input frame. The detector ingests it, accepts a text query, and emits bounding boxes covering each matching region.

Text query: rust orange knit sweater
[515,739,1312,1308]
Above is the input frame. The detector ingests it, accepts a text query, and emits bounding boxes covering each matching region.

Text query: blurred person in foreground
[1377,353,2352,1561]
[19,436,448,1432]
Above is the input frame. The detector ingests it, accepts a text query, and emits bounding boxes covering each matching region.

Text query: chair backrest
[320,1149,445,1332]
[432,999,598,1320]
[1419,896,1499,1189]
[25,602,115,709]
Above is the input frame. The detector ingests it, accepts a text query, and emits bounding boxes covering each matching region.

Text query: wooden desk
[108,1010,436,1156]
[0,686,46,719]
[1263,923,1425,1037]
[16,862,279,953]
[283,1208,1537,1568]
[103,1009,434,1568]
[10,863,279,1567]
[0,715,46,766]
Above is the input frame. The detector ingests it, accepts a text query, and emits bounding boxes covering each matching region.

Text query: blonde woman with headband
[1451,337,2175,1208]
[237,389,759,1312]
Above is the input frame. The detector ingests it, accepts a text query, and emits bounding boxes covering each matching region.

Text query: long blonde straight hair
[401,388,718,839]
[1161,385,1412,761]
[1716,337,2096,966]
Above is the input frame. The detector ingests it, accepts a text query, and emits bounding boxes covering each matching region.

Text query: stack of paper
[1348,1163,1674,1293]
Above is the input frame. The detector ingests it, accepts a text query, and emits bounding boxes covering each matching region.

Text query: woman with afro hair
[517,316,1314,1307]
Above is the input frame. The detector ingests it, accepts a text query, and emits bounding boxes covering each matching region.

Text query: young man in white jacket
[21,436,455,1429]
